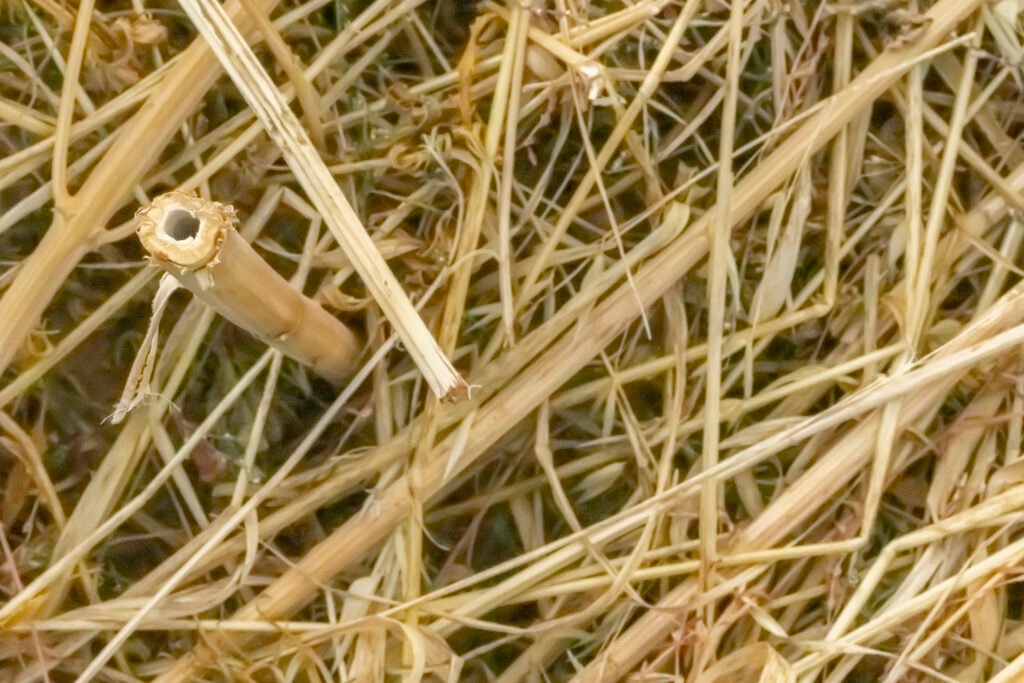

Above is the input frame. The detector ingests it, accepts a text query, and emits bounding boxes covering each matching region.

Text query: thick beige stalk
[177,0,466,401]
[136,192,359,382]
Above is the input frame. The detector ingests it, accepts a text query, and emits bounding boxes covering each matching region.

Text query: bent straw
[136,191,360,383]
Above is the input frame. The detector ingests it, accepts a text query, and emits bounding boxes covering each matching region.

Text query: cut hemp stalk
[177,0,468,401]
[136,191,360,384]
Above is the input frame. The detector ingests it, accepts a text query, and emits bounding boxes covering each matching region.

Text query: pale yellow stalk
[136,192,359,383]
[176,0,466,401]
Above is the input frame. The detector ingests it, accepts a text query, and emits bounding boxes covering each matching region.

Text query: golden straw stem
[136,191,359,383]
[177,0,467,401]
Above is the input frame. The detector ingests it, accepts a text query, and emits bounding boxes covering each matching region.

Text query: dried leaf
[575,461,626,503]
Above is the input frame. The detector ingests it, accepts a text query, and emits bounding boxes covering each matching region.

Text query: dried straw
[4,0,1024,681]
[135,191,359,384]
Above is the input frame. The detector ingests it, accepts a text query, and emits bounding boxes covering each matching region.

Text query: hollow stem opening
[165,209,200,241]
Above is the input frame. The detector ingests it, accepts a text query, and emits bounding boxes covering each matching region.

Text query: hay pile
[2,0,1024,680]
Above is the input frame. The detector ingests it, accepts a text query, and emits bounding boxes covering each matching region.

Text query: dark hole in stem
[165,210,200,241]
